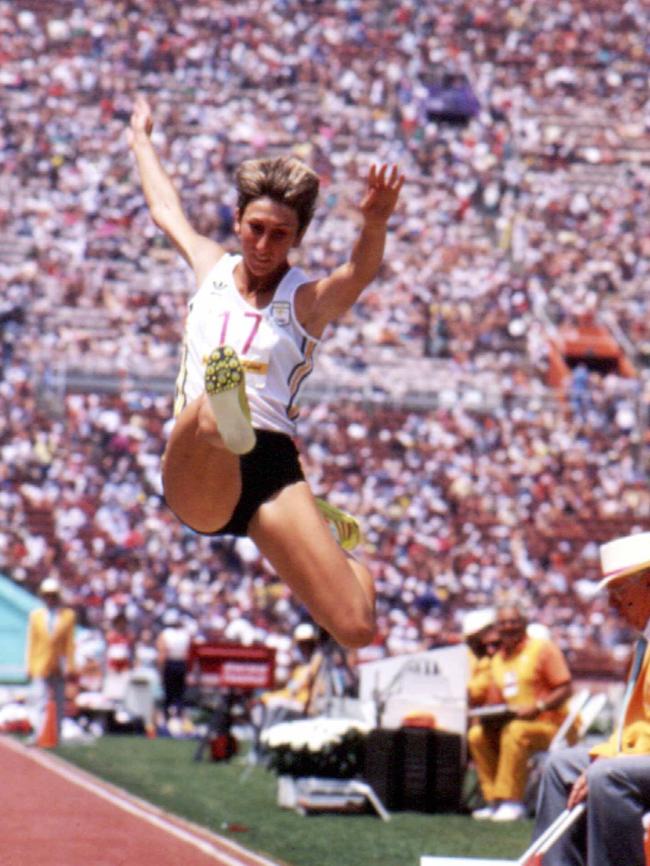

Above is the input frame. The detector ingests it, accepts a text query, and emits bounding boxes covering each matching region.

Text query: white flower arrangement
[261,716,372,778]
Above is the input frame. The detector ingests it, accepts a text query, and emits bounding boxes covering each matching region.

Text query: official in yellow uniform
[26,577,76,742]
[468,600,573,821]
[257,623,325,724]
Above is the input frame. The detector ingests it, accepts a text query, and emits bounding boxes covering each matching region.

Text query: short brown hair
[235,155,320,238]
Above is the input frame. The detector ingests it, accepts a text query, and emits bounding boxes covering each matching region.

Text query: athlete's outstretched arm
[127,95,223,284]
[296,163,404,336]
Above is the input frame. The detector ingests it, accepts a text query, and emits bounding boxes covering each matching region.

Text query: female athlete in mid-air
[128,95,403,648]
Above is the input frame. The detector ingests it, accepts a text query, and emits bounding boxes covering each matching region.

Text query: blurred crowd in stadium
[1,0,649,678]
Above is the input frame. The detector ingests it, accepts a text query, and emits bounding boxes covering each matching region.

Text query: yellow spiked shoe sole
[204,346,256,455]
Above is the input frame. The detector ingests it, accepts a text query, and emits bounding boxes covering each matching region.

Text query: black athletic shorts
[202,429,304,538]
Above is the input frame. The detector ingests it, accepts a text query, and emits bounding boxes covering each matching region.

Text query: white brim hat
[462,607,496,639]
[294,623,316,641]
[598,532,650,591]
[40,577,61,595]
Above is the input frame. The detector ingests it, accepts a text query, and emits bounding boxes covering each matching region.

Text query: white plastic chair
[575,692,607,740]
[549,688,591,752]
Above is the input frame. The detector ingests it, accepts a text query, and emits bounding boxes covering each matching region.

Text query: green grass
[57,736,532,866]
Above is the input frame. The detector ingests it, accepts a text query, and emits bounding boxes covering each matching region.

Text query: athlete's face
[235,198,300,276]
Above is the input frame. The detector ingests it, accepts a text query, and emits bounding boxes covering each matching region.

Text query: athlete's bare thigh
[249,481,375,648]
[162,394,241,533]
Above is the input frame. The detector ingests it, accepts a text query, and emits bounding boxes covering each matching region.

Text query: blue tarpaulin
[0,575,41,683]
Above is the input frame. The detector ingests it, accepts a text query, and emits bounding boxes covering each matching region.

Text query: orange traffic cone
[37,696,58,748]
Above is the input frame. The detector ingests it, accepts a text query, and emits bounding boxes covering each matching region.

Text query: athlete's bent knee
[330,608,376,649]
[467,724,485,749]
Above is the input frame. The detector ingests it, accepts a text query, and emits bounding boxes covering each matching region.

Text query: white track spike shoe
[204,346,256,455]
[315,498,363,551]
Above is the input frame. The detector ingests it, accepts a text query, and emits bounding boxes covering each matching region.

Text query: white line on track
[1,736,282,866]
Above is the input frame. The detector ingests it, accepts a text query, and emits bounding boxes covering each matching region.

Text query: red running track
[0,735,284,866]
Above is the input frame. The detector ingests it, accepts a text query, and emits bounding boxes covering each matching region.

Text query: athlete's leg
[162,394,242,533]
[248,481,375,649]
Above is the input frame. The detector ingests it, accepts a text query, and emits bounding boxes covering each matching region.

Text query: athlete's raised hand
[127,94,154,147]
[359,163,404,226]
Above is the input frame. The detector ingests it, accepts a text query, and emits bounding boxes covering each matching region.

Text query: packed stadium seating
[1,0,648,672]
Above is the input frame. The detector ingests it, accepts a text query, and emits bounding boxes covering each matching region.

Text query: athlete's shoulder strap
[272,266,321,344]
[273,265,310,303]
[196,253,240,295]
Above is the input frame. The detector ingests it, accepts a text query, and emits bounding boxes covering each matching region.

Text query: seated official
[468,600,573,822]
[533,532,650,866]
[257,623,325,727]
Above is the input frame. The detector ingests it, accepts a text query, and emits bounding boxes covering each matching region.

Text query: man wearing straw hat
[532,531,650,866]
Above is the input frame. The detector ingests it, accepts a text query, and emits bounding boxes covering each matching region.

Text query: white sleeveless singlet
[174,254,321,436]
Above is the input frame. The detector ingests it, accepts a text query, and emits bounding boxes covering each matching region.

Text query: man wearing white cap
[258,623,324,725]
[462,608,500,707]
[532,531,650,866]
[26,578,77,743]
